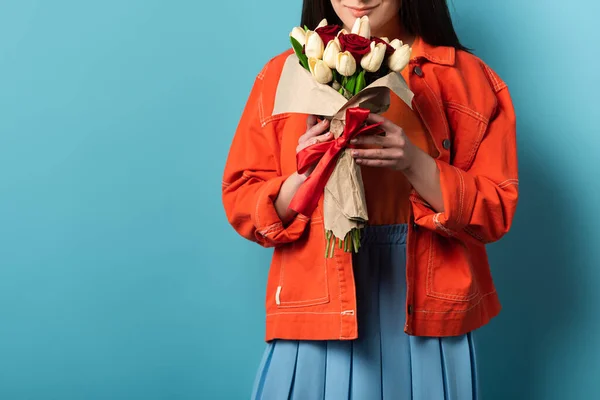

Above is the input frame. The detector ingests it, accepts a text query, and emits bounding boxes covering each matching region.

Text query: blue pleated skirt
[252,224,479,400]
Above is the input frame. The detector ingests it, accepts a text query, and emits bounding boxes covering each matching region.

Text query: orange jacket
[222,38,518,340]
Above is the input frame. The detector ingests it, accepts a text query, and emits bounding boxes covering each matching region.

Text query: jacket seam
[464,227,490,244]
[298,215,311,222]
[261,114,289,128]
[257,91,290,128]
[409,193,432,208]
[466,117,489,169]
[426,287,481,302]
[334,252,344,339]
[248,173,266,229]
[498,179,519,189]
[455,166,465,226]
[482,64,507,93]
[276,296,330,307]
[267,311,342,316]
[257,62,269,80]
[444,101,489,125]
[433,213,455,236]
[421,46,454,65]
[415,290,497,314]
[422,76,451,143]
[257,222,283,237]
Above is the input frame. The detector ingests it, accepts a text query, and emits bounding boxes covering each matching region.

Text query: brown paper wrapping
[272,54,414,242]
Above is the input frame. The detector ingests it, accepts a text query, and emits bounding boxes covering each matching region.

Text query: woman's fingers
[351,134,387,147]
[366,113,401,134]
[351,148,403,160]
[299,117,330,144]
[306,114,318,131]
[355,158,396,168]
[297,130,333,152]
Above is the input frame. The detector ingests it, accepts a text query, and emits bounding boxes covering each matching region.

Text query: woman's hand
[297,115,332,177]
[350,113,445,212]
[349,113,417,171]
[274,115,332,223]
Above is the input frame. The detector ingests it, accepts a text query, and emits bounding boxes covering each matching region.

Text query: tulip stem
[352,229,360,252]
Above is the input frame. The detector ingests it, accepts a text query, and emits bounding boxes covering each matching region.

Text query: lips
[346,5,377,18]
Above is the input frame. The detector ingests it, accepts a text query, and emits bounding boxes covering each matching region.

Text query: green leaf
[354,70,367,95]
[345,73,358,95]
[290,36,309,71]
[304,25,309,31]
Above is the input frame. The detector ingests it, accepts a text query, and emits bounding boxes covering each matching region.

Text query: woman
[222,0,518,398]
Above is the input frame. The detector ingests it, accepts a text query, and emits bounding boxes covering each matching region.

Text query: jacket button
[413,66,423,77]
[407,304,413,315]
[442,139,451,150]
[412,222,418,231]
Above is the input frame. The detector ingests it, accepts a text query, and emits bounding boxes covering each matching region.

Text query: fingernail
[351,150,358,156]
[322,119,329,125]
[350,139,357,144]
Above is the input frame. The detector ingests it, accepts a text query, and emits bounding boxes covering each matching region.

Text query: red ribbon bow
[289,107,384,216]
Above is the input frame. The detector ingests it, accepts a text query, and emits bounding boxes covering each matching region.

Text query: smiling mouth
[346,5,378,18]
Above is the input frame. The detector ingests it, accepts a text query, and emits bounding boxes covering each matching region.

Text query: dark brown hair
[300,0,469,51]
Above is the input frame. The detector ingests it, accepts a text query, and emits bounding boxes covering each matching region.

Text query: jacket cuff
[410,161,477,236]
[252,174,311,246]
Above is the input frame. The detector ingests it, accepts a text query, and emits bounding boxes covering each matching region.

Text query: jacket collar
[410,37,456,66]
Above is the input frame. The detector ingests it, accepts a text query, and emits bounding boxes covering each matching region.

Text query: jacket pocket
[445,103,490,170]
[275,221,330,308]
[426,231,480,302]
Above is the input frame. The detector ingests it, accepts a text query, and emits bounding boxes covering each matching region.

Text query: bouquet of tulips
[289,17,411,100]
[272,16,414,257]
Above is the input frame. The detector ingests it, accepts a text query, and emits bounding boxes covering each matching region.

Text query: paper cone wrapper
[272,54,414,240]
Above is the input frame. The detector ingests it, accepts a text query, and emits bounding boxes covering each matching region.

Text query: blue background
[0,0,598,399]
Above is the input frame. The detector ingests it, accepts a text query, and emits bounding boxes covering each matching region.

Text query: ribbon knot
[289,107,384,216]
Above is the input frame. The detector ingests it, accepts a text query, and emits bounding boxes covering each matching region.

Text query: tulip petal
[388,44,411,72]
[305,30,325,59]
[323,39,341,69]
[389,38,403,49]
[336,51,357,76]
[290,26,307,46]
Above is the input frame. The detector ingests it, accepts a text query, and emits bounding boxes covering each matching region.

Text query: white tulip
[388,44,411,72]
[290,26,307,46]
[323,39,341,69]
[305,30,325,59]
[361,41,387,72]
[336,51,357,77]
[308,58,333,84]
[316,18,328,29]
[381,37,390,43]
[337,28,348,37]
[389,39,403,50]
[351,16,370,38]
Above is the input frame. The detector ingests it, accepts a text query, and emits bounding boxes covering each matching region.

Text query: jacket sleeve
[221,61,310,248]
[410,77,519,245]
